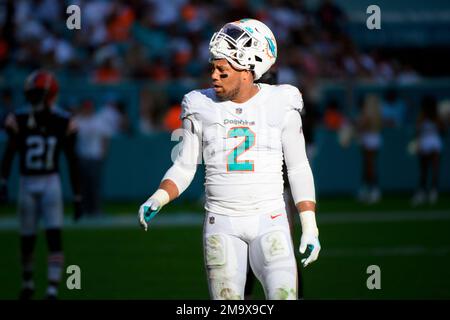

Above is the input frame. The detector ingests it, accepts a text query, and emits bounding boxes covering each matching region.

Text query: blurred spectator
[438,99,450,128]
[316,0,346,35]
[163,103,182,132]
[323,99,346,130]
[356,94,382,204]
[149,0,187,27]
[74,100,113,218]
[82,0,111,47]
[106,2,135,43]
[92,57,122,84]
[375,59,395,83]
[91,45,123,83]
[397,64,421,85]
[411,96,445,206]
[139,87,168,134]
[381,89,406,128]
[98,94,129,135]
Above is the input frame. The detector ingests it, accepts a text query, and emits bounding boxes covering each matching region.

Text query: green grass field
[0,195,449,300]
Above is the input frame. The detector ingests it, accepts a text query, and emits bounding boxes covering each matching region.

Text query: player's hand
[73,196,83,222]
[0,180,8,203]
[299,233,321,268]
[138,198,161,231]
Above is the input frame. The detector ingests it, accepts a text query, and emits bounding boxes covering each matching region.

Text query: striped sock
[47,252,64,296]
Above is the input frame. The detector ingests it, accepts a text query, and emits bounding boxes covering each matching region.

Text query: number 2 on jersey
[227,127,255,172]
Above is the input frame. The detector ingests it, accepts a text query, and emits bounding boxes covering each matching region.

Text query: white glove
[299,210,321,268]
[299,233,321,268]
[138,198,161,231]
[138,189,170,231]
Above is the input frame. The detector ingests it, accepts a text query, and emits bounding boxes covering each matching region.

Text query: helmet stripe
[265,36,276,58]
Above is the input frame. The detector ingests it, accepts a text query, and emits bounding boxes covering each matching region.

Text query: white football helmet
[209,18,277,80]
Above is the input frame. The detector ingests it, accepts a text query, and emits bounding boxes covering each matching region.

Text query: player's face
[210,59,243,101]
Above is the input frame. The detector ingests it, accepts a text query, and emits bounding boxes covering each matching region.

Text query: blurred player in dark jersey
[0,70,82,300]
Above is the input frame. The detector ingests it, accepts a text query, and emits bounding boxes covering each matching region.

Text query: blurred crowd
[0,0,424,132]
[0,0,448,205]
[0,0,422,83]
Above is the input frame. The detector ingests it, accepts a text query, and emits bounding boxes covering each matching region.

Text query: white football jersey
[180,83,304,216]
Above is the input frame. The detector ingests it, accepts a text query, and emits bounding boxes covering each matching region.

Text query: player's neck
[231,83,260,104]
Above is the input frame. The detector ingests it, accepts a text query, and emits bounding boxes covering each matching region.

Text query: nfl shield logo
[209,216,215,224]
[235,108,242,114]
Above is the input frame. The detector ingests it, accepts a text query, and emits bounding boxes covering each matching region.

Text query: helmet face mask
[25,88,49,109]
[209,19,277,80]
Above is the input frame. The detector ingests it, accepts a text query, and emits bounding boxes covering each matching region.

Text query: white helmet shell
[209,18,277,80]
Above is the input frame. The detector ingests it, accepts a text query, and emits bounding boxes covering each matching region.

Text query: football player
[138,19,320,300]
[0,70,82,299]
[244,70,305,299]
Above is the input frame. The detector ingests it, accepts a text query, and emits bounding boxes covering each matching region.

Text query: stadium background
[0,0,449,299]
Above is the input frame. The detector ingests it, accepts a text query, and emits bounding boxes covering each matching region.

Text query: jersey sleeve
[180,93,193,120]
[180,91,203,137]
[281,109,315,204]
[161,117,201,195]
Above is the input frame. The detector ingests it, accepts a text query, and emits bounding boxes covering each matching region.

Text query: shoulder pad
[275,84,304,112]
[51,107,71,119]
[180,89,215,119]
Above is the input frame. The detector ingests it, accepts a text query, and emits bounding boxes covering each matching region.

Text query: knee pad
[205,234,237,279]
[270,282,297,300]
[257,231,298,300]
[260,230,291,265]
[205,234,242,300]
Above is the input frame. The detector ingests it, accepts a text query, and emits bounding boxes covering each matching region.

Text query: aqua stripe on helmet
[265,36,276,57]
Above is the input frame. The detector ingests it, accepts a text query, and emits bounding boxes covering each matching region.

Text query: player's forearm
[147,157,198,207]
[144,179,179,210]
[288,163,318,237]
[296,200,315,212]
[159,179,179,201]
[292,172,317,236]
[160,160,197,198]
[287,162,316,203]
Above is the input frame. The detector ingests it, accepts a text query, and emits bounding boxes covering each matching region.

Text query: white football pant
[203,208,298,300]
